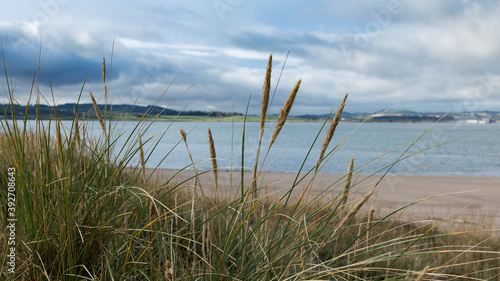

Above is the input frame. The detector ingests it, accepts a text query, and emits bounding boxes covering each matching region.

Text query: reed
[179,127,199,271]
[260,54,272,134]
[268,79,301,150]
[179,127,199,189]
[366,206,375,251]
[89,90,106,134]
[341,155,355,209]
[138,133,146,179]
[102,57,106,84]
[208,127,218,201]
[331,188,375,241]
[179,127,187,143]
[252,54,272,199]
[316,93,347,172]
[149,198,157,221]
[73,110,81,150]
[102,57,108,117]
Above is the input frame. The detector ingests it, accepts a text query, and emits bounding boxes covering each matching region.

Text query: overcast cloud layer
[1,0,499,114]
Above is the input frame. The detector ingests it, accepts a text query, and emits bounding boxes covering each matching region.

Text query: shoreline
[8,117,500,124]
[149,168,500,230]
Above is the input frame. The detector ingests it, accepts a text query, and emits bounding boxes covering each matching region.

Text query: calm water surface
[10,120,500,177]
[66,119,500,177]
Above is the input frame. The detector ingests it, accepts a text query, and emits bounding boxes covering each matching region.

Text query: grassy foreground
[1,54,500,280]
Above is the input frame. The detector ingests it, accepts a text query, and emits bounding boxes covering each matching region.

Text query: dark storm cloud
[1,29,100,85]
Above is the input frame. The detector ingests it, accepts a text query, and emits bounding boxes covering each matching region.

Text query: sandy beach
[152,169,500,230]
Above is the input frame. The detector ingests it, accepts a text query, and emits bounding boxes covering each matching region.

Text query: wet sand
[152,169,500,230]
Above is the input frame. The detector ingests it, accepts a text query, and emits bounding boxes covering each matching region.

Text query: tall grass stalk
[251,54,272,201]
[268,79,301,150]
[208,127,218,202]
[316,93,347,173]
[342,155,355,209]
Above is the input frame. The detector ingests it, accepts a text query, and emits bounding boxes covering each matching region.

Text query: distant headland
[1,103,499,123]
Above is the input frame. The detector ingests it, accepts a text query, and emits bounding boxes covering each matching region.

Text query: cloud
[1,1,499,114]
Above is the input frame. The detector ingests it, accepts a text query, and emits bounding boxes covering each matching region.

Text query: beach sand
[151,169,500,230]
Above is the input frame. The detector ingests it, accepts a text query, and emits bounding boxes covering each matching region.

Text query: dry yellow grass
[179,127,187,143]
[341,155,355,209]
[260,54,272,134]
[316,93,347,172]
[102,57,108,98]
[331,188,375,240]
[208,127,218,199]
[138,133,146,179]
[178,127,200,189]
[73,111,81,150]
[102,58,106,84]
[89,90,106,134]
[268,79,301,150]
[251,54,273,199]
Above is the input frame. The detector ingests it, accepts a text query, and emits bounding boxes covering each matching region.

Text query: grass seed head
[208,127,218,190]
[332,188,374,239]
[74,111,80,149]
[341,155,355,208]
[269,79,301,149]
[179,128,187,144]
[102,57,106,83]
[149,201,157,221]
[316,93,348,172]
[139,133,146,178]
[89,91,106,134]
[260,54,272,134]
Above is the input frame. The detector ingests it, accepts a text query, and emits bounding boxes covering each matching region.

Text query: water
[5,120,500,177]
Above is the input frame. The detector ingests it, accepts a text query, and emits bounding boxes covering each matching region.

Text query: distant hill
[295,111,357,120]
[293,109,499,123]
[372,109,419,116]
[2,103,498,123]
[0,103,241,120]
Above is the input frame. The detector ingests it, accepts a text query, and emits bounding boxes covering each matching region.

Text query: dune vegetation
[1,53,499,280]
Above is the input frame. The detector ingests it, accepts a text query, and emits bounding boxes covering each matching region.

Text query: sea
[5,120,500,177]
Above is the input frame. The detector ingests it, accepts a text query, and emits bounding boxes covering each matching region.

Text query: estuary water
[8,120,500,177]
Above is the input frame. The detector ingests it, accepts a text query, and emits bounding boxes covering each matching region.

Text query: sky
[1,0,499,115]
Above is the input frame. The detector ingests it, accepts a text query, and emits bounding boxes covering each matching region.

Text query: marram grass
[0,53,499,281]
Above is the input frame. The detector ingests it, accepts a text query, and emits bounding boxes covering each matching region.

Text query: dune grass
[0,52,499,280]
